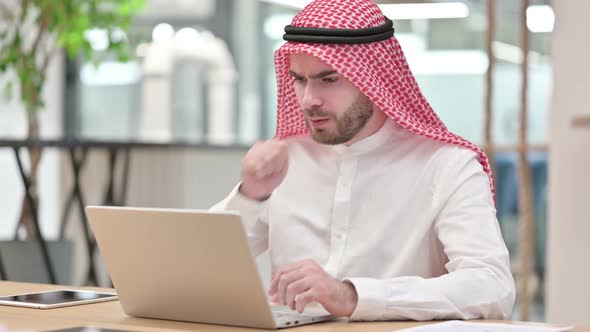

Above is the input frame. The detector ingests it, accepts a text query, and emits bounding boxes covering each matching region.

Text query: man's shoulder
[413,139,489,202]
[423,141,488,193]
[393,134,483,186]
[402,132,480,167]
[432,144,482,180]
[431,141,480,164]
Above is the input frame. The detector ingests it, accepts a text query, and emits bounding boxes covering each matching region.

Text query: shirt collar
[330,118,407,157]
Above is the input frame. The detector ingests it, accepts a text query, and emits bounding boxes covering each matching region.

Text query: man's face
[289,53,374,145]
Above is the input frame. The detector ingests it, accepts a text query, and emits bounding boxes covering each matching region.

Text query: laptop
[85,206,334,329]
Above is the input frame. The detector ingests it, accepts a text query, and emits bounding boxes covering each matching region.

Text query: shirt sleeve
[345,148,516,321]
[210,183,270,256]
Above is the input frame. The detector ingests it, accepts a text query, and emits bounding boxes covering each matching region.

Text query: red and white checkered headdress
[274,0,495,201]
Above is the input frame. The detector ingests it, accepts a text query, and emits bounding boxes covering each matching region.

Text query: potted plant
[0,0,145,240]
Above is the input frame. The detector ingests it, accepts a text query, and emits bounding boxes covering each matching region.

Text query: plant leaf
[0,0,146,115]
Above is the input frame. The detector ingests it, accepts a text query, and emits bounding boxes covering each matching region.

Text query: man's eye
[323,77,338,83]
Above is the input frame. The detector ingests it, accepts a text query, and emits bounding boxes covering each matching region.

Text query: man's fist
[239,139,289,201]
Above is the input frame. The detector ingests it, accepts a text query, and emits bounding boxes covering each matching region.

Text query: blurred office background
[0,0,588,326]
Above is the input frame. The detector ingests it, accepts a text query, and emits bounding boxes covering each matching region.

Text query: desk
[0,282,585,332]
[0,139,247,285]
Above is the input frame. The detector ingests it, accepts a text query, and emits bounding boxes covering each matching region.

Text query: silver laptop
[85,206,334,329]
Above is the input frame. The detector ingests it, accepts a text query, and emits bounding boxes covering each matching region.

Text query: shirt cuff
[344,277,388,321]
[222,182,269,218]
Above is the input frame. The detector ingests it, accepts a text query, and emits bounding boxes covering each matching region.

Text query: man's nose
[301,84,323,110]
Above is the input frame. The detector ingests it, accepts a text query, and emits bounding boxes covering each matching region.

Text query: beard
[304,94,373,145]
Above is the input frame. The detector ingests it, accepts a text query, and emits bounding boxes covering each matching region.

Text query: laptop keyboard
[272,310,314,320]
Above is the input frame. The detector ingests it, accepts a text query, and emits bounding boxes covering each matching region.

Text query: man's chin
[310,130,348,145]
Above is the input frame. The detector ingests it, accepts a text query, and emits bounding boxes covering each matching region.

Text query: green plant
[0,0,145,238]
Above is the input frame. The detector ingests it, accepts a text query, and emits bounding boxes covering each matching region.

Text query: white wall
[546,0,590,325]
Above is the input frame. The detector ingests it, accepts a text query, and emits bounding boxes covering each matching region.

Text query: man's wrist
[341,280,358,317]
[238,183,270,202]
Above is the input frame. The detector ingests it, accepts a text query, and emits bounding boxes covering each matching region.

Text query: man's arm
[210,139,289,257]
[210,183,270,256]
[345,151,515,321]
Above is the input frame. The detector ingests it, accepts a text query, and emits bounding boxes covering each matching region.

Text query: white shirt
[211,119,515,321]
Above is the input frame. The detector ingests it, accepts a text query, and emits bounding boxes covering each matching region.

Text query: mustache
[304,108,333,118]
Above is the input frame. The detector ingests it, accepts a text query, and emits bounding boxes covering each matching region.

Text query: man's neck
[343,109,388,146]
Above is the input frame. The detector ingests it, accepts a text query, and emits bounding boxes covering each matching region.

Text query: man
[212,0,515,321]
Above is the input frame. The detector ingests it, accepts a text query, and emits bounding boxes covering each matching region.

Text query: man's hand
[268,259,358,317]
[239,139,289,201]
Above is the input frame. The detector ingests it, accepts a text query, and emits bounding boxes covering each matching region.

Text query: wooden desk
[0,281,585,332]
